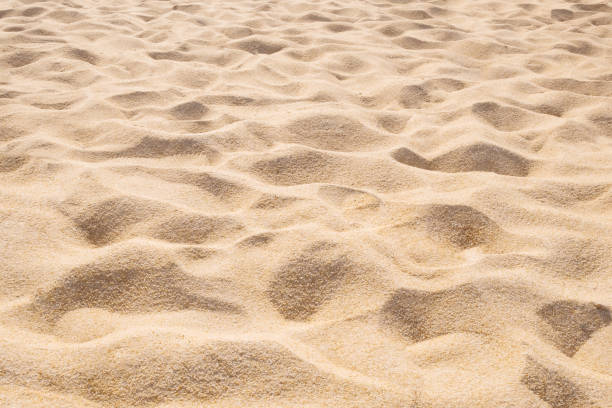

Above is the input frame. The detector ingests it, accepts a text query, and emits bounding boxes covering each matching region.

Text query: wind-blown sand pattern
[1,0,611,406]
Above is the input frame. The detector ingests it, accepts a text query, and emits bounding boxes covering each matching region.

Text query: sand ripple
[1,0,611,406]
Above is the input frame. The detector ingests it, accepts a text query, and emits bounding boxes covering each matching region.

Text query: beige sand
[1,0,611,406]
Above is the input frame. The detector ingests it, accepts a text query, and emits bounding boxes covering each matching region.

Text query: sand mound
[431,143,531,176]
[232,38,286,55]
[1,0,611,406]
[70,194,244,246]
[538,300,611,356]
[538,237,611,279]
[140,168,253,205]
[286,114,387,151]
[472,102,535,131]
[72,196,163,246]
[382,279,611,358]
[32,246,241,322]
[152,213,244,244]
[169,101,208,120]
[245,149,338,185]
[2,333,409,406]
[268,241,365,320]
[239,147,421,192]
[520,357,611,408]
[0,155,27,172]
[419,204,503,249]
[399,85,431,109]
[318,185,381,210]
[84,135,220,162]
[393,142,532,176]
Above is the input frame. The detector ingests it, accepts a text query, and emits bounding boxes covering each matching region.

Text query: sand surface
[1,0,612,406]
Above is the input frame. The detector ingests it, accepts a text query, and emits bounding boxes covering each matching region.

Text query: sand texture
[1,0,612,406]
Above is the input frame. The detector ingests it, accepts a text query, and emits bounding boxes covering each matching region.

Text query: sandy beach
[1,0,611,406]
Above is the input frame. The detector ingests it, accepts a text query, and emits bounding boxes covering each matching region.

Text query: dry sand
[1,0,612,406]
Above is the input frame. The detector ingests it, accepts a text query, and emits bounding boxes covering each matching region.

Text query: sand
[0,0,611,406]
